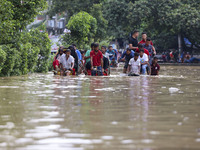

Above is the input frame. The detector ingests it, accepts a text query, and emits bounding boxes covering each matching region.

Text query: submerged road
[0,66,200,149]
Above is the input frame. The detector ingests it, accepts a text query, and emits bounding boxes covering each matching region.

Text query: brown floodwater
[0,65,200,150]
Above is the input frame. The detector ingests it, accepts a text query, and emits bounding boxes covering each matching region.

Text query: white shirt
[139,53,148,64]
[103,52,110,60]
[129,58,141,74]
[60,54,74,69]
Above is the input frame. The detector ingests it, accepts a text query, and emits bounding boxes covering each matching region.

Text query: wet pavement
[0,66,200,150]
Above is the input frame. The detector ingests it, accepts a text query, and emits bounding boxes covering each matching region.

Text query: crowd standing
[53,30,160,76]
[162,50,200,63]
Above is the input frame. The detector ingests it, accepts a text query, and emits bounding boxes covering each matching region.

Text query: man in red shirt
[135,44,150,56]
[90,43,104,76]
[139,32,153,46]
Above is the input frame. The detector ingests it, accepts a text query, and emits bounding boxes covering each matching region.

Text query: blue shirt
[120,50,135,62]
[76,49,82,61]
[106,50,115,60]
[114,49,118,60]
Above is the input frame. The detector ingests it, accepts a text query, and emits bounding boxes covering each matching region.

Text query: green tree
[90,4,108,41]
[0,0,51,76]
[0,47,7,72]
[32,26,51,73]
[129,0,200,50]
[49,0,108,41]
[102,0,132,38]
[62,11,97,48]
[0,0,15,44]
[8,0,47,30]
[49,0,104,18]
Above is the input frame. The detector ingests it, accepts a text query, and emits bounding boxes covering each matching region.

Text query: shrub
[0,27,51,76]
[0,47,7,72]
[32,27,51,73]
[0,45,18,76]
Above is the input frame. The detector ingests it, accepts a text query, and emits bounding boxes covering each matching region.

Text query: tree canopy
[0,0,15,44]
[90,4,108,41]
[0,0,51,76]
[50,0,200,51]
[49,0,104,18]
[102,0,132,38]
[130,0,200,49]
[62,12,97,48]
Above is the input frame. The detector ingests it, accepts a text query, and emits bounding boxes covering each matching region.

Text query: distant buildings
[47,16,66,35]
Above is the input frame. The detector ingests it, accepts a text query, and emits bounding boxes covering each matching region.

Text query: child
[151,57,160,75]
[110,57,117,67]
[128,52,140,76]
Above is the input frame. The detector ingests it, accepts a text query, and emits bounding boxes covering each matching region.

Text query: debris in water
[169,87,180,93]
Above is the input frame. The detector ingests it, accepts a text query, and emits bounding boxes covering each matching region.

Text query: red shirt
[139,40,153,46]
[135,48,150,56]
[90,50,103,66]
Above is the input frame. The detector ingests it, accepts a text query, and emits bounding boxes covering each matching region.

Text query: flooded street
[0,66,200,150]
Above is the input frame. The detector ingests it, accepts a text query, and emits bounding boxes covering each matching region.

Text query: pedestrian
[142,38,156,64]
[60,49,74,76]
[151,57,160,76]
[53,47,63,74]
[106,46,115,61]
[90,43,104,76]
[119,48,134,73]
[69,46,79,75]
[135,44,150,56]
[139,49,149,75]
[101,46,110,74]
[128,52,140,76]
[139,32,153,45]
[129,30,139,50]
[85,43,95,71]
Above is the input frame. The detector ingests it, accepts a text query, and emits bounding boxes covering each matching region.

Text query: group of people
[53,43,116,76]
[119,30,160,76]
[52,30,160,76]
[162,50,200,63]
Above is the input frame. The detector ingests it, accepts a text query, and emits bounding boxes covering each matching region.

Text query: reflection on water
[0,66,200,149]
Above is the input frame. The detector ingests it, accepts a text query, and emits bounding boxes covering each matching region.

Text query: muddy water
[0,66,200,150]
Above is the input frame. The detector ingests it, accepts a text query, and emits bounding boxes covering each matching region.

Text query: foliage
[48,54,55,71]
[32,26,51,73]
[49,0,200,51]
[51,0,133,39]
[0,45,19,76]
[99,40,111,48]
[129,0,200,50]
[0,0,51,76]
[102,0,132,38]
[62,11,97,49]
[90,4,108,41]
[0,47,7,72]
[0,28,51,76]
[49,0,104,19]
[0,0,15,44]
[8,0,47,30]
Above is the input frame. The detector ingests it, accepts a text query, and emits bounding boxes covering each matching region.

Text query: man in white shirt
[128,52,140,76]
[60,49,75,76]
[139,49,149,75]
